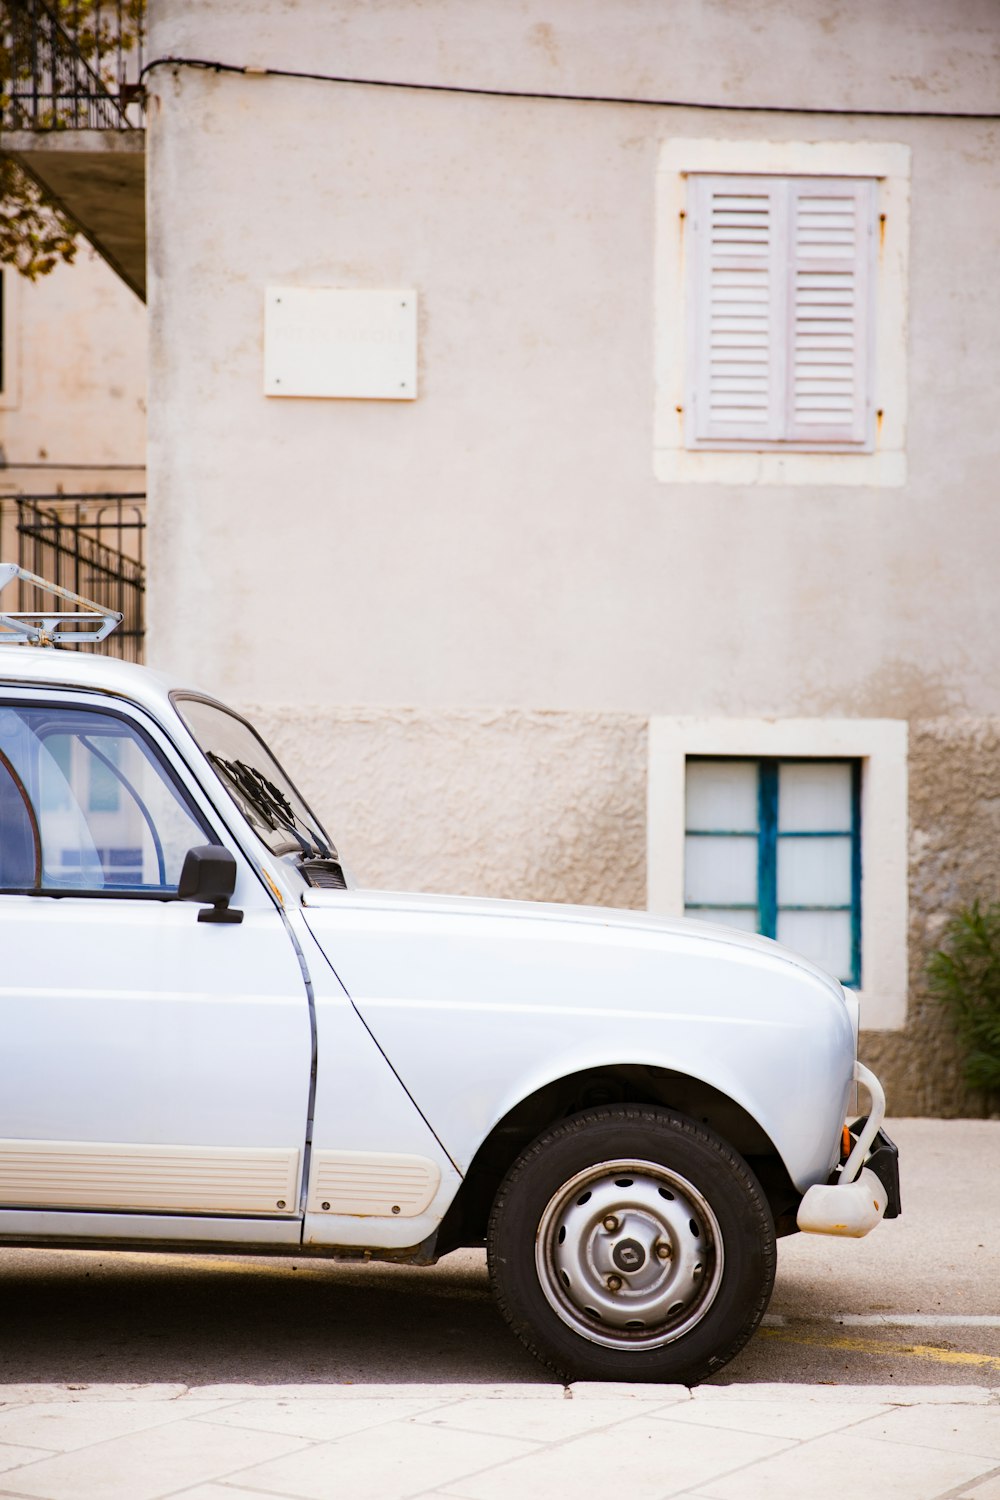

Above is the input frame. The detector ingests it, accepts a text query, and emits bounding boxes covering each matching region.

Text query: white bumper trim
[796,1166,888,1238]
[796,1062,888,1238]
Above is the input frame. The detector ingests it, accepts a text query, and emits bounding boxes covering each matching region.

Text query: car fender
[301,889,856,1194]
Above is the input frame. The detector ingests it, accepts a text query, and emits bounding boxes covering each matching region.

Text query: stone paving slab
[0,1417,308,1500]
[694,1428,995,1500]
[0,1398,230,1452]
[961,1479,1000,1500]
[0,1383,995,1500]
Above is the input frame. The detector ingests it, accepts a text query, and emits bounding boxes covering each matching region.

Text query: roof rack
[0,563,123,647]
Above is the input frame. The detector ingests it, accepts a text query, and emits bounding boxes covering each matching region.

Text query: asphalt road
[0,1118,997,1390]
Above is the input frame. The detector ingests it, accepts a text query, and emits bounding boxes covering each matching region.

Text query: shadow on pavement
[0,1246,548,1386]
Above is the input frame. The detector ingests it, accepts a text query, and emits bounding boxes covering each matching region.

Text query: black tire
[487,1105,776,1385]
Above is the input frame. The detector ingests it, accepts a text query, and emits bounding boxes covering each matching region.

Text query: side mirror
[178,845,243,924]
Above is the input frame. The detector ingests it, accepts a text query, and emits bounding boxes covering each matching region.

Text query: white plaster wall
[146,0,1000,726]
[0,247,146,496]
[150,0,1000,114]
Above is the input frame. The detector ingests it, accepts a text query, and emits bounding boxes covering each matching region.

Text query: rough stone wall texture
[244,705,1000,1117]
[244,705,648,909]
[863,719,1000,1119]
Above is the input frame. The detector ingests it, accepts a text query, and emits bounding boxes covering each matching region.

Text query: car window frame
[0,694,219,902]
[170,690,335,862]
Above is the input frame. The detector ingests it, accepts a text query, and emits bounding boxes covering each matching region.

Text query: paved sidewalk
[0,1381,998,1500]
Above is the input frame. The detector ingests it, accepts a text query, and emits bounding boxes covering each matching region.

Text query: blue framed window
[684,757,861,986]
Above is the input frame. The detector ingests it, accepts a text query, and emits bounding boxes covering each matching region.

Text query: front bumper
[796,1062,901,1238]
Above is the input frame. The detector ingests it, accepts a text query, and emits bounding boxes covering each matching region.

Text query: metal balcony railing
[0,494,146,661]
[2,0,145,131]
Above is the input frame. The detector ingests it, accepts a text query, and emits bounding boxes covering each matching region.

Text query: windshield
[175,695,336,862]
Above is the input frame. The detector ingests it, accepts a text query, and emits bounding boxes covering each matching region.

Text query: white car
[0,566,899,1384]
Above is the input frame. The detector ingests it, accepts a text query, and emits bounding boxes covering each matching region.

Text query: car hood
[301,884,846,1001]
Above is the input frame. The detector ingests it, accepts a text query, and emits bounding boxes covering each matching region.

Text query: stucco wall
[150,0,1000,115]
[0,247,146,496]
[146,2,1000,725]
[863,720,1000,1117]
[246,703,648,909]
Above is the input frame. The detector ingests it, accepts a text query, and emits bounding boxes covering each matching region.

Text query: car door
[0,691,313,1232]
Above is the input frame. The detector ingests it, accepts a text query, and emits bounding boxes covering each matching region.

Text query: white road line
[764,1313,1000,1328]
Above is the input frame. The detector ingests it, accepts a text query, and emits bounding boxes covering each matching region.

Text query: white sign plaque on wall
[264,288,418,400]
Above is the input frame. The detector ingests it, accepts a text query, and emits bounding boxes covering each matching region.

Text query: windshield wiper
[207,753,333,860]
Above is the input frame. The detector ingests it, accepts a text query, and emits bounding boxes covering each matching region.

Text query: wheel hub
[535,1159,724,1351]
[611,1237,646,1273]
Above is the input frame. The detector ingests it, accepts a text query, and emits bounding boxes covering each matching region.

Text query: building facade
[0,249,145,670]
[0,246,146,535]
[144,0,1000,1112]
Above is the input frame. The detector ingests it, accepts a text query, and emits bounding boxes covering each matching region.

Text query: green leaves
[0,158,78,278]
[928,900,1000,1099]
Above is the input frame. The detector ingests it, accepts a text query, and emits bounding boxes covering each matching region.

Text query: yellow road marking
[758,1327,1000,1369]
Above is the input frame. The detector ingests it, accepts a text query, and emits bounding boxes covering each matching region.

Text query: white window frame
[654,140,910,487]
[647,717,908,1030]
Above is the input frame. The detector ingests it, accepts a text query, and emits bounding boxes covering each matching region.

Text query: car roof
[0,644,202,721]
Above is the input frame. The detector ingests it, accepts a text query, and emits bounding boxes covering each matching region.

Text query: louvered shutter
[690,176,783,444]
[688,175,874,448]
[785,179,874,444]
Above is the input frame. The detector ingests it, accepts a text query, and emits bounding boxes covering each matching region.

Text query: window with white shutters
[687,175,876,451]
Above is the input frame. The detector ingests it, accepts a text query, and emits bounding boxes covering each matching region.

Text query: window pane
[685,833,758,906]
[685,906,759,934]
[0,753,37,889]
[177,696,333,860]
[777,834,852,907]
[0,707,205,893]
[88,738,121,812]
[778,761,852,831]
[37,738,106,886]
[777,910,853,981]
[685,760,758,833]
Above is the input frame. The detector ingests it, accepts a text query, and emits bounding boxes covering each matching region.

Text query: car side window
[0,745,40,890]
[0,704,207,894]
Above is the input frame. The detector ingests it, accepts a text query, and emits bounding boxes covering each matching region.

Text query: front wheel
[487,1105,776,1384]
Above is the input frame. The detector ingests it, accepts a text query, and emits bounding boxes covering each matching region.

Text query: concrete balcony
[2,129,145,300]
[2,0,146,300]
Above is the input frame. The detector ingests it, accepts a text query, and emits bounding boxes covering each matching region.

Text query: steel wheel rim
[534,1157,725,1351]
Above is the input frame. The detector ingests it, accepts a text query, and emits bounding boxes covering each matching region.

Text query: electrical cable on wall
[135,56,1000,121]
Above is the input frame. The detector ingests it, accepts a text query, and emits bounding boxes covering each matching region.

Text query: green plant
[0,157,79,278]
[927,900,1000,1099]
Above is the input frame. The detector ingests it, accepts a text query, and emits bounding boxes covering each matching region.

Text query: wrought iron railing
[0,494,146,660]
[2,0,145,130]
